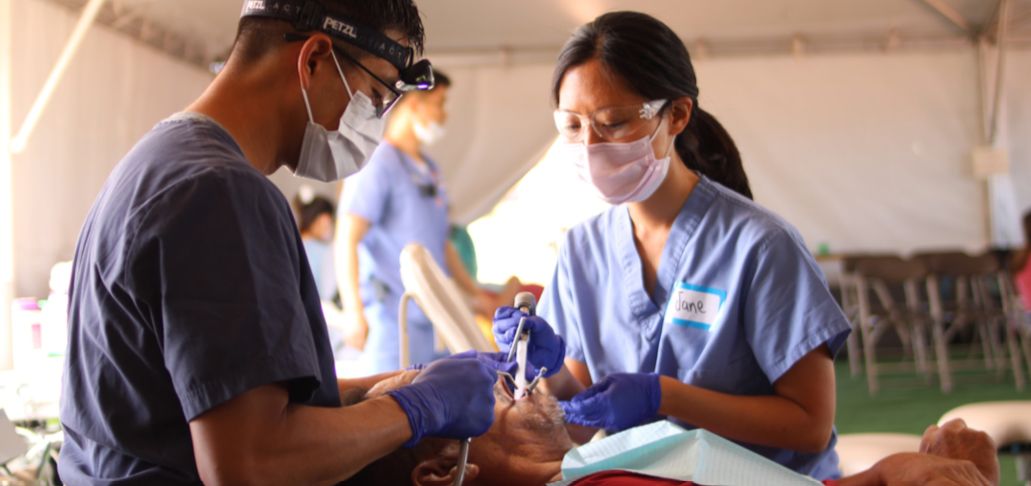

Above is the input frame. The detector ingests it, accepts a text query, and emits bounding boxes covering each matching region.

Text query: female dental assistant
[493,11,851,480]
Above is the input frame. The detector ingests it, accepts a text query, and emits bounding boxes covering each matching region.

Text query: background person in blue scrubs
[338,70,491,374]
[493,11,851,481]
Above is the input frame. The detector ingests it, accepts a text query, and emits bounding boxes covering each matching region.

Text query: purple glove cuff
[386,388,427,449]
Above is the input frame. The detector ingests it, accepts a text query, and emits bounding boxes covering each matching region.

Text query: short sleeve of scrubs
[743,228,850,383]
[339,146,394,225]
[130,170,322,420]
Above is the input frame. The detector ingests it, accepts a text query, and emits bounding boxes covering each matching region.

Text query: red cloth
[567,471,842,485]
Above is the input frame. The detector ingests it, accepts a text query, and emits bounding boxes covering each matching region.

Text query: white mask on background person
[413,119,446,146]
[294,50,386,183]
[556,116,676,205]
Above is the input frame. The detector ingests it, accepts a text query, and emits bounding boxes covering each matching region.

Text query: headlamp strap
[240,0,413,71]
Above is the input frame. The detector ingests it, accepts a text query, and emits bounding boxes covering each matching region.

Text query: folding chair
[397,243,495,369]
[923,252,1025,392]
[855,256,934,395]
[840,253,895,378]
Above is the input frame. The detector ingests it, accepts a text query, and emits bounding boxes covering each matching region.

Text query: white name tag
[664,283,726,331]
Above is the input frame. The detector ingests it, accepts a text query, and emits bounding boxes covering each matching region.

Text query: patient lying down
[344,374,999,486]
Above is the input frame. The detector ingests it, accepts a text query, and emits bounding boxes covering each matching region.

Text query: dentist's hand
[492,307,565,377]
[387,358,497,448]
[560,373,661,432]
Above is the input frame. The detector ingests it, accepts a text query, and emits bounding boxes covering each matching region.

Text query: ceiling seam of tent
[426,32,1031,68]
[38,0,212,72]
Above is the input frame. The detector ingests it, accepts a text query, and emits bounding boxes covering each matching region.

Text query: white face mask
[413,119,446,146]
[294,51,386,183]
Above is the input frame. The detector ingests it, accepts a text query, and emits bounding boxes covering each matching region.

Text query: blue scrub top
[338,141,451,373]
[539,175,851,480]
[59,113,340,485]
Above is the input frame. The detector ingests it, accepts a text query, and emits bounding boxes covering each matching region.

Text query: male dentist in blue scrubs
[58,1,497,484]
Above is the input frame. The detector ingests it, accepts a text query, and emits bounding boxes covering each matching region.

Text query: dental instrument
[525,367,547,395]
[509,293,536,399]
[454,438,470,486]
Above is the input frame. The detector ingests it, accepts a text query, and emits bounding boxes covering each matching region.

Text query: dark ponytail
[552,11,753,199]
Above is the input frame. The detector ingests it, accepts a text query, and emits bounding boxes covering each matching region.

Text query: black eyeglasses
[285,33,405,118]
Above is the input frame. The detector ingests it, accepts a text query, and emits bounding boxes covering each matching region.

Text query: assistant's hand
[386,358,497,448]
[921,419,999,486]
[559,373,661,432]
[492,307,565,377]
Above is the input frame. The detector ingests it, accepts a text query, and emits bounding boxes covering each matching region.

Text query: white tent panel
[1009,49,1031,225]
[423,63,559,226]
[11,0,212,297]
[697,49,989,254]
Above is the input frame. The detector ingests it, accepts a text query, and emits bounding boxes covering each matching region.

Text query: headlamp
[240,0,435,91]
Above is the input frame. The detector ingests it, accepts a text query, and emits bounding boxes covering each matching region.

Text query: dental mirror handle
[454,438,471,486]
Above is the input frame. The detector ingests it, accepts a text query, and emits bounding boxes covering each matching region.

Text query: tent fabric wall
[699,50,990,255]
[441,47,1030,257]
[420,63,559,227]
[11,0,212,298]
[1008,49,1031,226]
[8,0,1030,296]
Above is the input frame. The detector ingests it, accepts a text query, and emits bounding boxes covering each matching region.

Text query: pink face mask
[555,118,676,204]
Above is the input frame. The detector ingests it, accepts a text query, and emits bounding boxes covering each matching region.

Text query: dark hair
[232,0,425,64]
[431,69,451,89]
[1012,210,1031,272]
[294,194,335,234]
[551,11,752,200]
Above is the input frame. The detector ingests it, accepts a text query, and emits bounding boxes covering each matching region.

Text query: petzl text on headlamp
[240,0,434,92]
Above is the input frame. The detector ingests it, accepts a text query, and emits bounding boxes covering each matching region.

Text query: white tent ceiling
[42,0,1031,67]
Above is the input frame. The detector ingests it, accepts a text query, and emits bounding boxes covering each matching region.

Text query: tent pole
[917,0,975,34]
[0,0,14,370]
[988,0,1010,146]
[9,0,106,154]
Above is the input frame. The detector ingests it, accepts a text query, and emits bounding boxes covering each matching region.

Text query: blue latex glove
[492,306,565,378]
[406,350,537,381]
[387,358,497,448]
[559,373,662,432]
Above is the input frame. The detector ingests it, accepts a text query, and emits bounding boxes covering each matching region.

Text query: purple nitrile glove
[387,358,497,448]
[492,306,565,378]
[559,372,662,432]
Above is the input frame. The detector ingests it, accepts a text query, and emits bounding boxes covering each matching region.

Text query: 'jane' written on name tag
[663,283,726,331]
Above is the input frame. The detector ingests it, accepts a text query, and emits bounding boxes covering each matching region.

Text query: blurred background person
[1011,210,1031,314]
[295,186,338,303]
[338,70,491,374]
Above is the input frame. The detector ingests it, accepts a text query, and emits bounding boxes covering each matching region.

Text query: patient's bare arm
[920,419,999,486]
[836,419,998,486]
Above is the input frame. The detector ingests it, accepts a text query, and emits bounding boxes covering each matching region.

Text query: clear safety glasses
[285,33,404,118]
[554,99,668,143]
